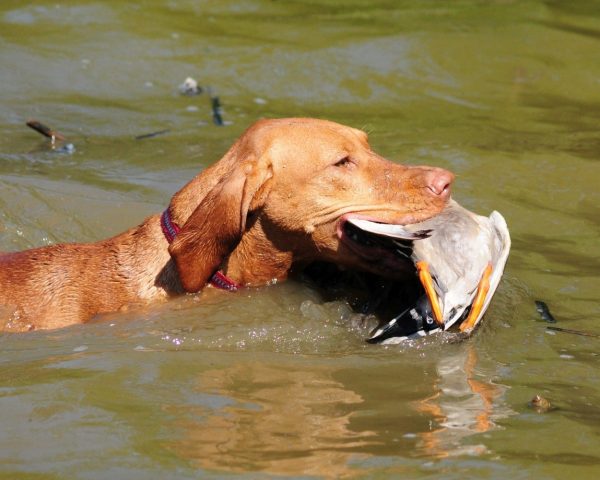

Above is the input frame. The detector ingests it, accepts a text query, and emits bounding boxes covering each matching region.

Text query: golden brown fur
[0,118,453,331]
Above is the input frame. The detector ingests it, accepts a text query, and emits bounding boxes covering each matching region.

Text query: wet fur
[0,118,453,331]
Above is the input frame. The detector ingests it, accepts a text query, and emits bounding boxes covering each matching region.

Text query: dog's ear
[168,155,273,293]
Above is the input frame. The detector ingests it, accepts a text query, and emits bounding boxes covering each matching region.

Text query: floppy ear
[168,156,273,293]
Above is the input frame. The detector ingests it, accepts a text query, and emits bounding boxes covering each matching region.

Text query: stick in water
[135,129,170,140]
[546,326,600,338]
[211,96,224,126]
[26,119,66,144]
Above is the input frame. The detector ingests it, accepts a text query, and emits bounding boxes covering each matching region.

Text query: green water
[1,1,600,478]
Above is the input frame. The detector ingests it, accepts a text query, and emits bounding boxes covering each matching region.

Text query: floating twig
[210,95,224,126]
[535,300,556,323]
[135,129,170,140]
[546,326,600,338]
[25,119,75,154]
[26,119,66,144]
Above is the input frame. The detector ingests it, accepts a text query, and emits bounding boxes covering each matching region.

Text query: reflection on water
[415,347,510,459]
[168,346,510,477]
[170,362,374,478]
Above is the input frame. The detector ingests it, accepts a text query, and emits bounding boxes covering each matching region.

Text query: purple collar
[160,209,240,292]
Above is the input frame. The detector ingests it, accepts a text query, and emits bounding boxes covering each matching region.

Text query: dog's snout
[425,168,454,197]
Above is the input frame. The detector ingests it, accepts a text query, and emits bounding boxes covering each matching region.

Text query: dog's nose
[425,168,454,197]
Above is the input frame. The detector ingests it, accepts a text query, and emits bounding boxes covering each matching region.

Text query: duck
[349,200,511,344]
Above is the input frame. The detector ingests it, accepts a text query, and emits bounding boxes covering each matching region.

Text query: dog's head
[168,118,453,292]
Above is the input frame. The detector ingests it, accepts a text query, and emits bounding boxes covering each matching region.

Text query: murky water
[1,1,600,478]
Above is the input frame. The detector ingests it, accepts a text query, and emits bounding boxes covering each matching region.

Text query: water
[1,1,600,478]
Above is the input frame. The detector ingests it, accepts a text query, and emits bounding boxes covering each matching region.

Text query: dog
[0,118,453,331]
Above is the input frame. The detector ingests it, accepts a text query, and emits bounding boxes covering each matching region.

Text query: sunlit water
[1,1,600,478]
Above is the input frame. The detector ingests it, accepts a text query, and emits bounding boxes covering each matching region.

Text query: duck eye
[334,156,352,167]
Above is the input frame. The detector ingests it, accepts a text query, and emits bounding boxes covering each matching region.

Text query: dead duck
[348,200,511,344]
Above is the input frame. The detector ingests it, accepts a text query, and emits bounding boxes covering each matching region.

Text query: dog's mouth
[337,215,430,273]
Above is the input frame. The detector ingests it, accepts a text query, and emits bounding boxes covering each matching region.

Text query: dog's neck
[223,238,292,287]
[222,216,306,286]
[152,213,293,290]
[159,208,240,291]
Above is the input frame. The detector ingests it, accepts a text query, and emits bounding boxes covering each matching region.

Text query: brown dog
[0,118,453,331]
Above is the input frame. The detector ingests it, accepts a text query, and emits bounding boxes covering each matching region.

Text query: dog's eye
[334,156,352,168]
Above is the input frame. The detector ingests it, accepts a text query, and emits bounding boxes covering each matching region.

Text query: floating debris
[210,94,224,126]
[528,394,553,413]
[546,326,600,338]
[26,119,75,154]
[54,143,76,154]
[535,300,556,323]
[178,76,203,96]
[26,119,66,144]
[134,129,170,140]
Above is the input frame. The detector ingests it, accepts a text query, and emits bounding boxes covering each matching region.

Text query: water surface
[1,1,600,478]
